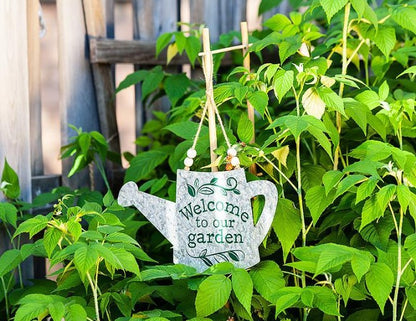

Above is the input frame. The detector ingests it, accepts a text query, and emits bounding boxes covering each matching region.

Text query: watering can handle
[246,180,278,247]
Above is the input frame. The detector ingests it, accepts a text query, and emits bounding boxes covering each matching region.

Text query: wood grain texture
[28,0,44,177]
[0,1,32,202]
[57,0,101,189]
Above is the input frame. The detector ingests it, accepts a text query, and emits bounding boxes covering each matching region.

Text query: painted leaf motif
[187,184,196,197]
[199,186,214,195]
[194,178,200,188]
[210,178,217,184]
[228,251,240,262]
[233,189,241,195]
[199,249,207,257]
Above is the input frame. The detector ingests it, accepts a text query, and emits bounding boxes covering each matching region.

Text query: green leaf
[156,32,173,56]
[14,303,48,321]
[125,146,173,182]
[283,115,309,139]
[406,286,416,310]
[349,140,391,161]
[273,70,294,103]
[273,199,301,261]
[111,247,140,276]
[0,249,22,277]
[319,0,348,22]
[185,36,201,67]
[345,309,379,321]
[305,186,336,225]
[142,67,164,100]
[316,87,345,116]
[164,74,191,106]
[306,286,340,315]
[302,87,326,119]
[306,126,333,159]
[392,6,416,35]
[74,244,99,281]
[343,160,382,179]
[314,243,353,276]
[279,35,302,63]
[13,215,49,238]
[273,287,302,316]
[196,274,232,317]
[404,234,416,262]
[264,13,291,31]
[237,113,254,143]
[397,66,416,78]
[365,262,393,313]
[166,121,208,140]
[0,202,17,227]
[378,81,389,101]
[249,261,285,302]
[1,159,20,199]
[65,303,88,321]
[356,177,378,204]
[351,251,373,282]
[232,268,253,314]
[44,228,62,257]
[105,232,139,246]
[376,184,396,212]
[322,170,343,195]
[248,91,268,117]
[345,99,368,134]
[374,26,396,58]
[116,70,148,93]
[397,185,411,212]
[360,196,383,230]
[48,301,65,321]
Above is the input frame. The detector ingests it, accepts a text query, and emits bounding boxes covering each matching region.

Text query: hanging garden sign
[118,27,277,272]
[118,168,277,272]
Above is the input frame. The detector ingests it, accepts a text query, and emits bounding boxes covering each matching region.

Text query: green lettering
[241,211,249,223]
[225,233,234,243]
[225,202,239,216]
[194,204,202,215]
[179,202,193,220]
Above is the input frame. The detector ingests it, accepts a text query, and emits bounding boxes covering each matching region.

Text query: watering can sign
[118,169,278,272]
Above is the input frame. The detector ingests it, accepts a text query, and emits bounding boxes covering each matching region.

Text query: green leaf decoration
[228,251,241,261]
[273,198,301,261]
[343,160,382,179]
[0,249,22,277]
[232,268,253,314]
[305,186,336,225]
[391,6,416,35]
[125,146,174,183]
[273,69,294,103]
[1,159,20,199]
[184,36,201,67]
[319,0,348,22]
[248,91,268,117]
[187,184,196,197]
[374,26,396,58]
[196,274,232,317]
[250,261,285,302]
[365,262,394,313]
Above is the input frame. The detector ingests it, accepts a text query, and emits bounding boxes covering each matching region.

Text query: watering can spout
[118,181,177,247]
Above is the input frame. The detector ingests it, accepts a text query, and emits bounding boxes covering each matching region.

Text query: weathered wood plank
[83,0,122,190]
[28,0,44,177]
[0,1,32,202]
[56,0,101,190]
[90,38,234,65]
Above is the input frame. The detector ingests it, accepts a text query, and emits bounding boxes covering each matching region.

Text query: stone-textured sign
[118,169,278,272]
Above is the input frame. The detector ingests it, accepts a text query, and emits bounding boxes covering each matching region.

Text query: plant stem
[87,272,101,321]
[1,276,9,321]
[333,2,351,170]
[393,207,404,321]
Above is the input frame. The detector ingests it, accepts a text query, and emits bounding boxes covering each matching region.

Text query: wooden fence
[1,0,288,204]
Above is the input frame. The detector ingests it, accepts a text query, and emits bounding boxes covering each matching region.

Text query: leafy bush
[2,0,416,320]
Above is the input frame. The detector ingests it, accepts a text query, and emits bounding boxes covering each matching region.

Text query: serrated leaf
[13,215,49,238]
[397,185,411,212]
[392,6,416,35]
[0,249,22,277]
[273,287,302,316]
[264,13,292,31]
[65,303,88,321]
[349,140,391,161]
[249,261,285,302]
[271,145,289,167]
[360,197,383,230]
[273,199,301,261]
[1,159,20,199]
[356,90,380,110]
[404,234,416,262]
[166,43,178,64]
[125,147,173,183]
[232,268,253,314]
[322,170,343,195]
[356,177,378,204]
[351,252,373,282]
[302,87,325,119]
[248,91,268,117]
[43,228,62,258]
[315,243,353,276]
[111,248,140,276]
[343,160,382,179]
[156,32,173,56]
[365,263,393,313]
[14,303,48,321]
[48,301,65,321]
[142,67,164,100]
[317,86,345,116]
[0,202,17,227]
[74,244,98,281]
[406,286,416,310]
[319,0,348,22]
[273,70,294,103]
[376,184,396,212]
[185,36,201,67]
[306,186,336,225]
[237,113,254,143]
[196,274,232,317]
[116,70,147,93]
[164,74,191,106]
[378,81,389,101]
[374,26,396,58]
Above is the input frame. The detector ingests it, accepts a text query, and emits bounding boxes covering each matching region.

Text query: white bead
[230,157,240,166]
[187,148,197,158]
[184,157,194,167]
[227,148,237,157]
